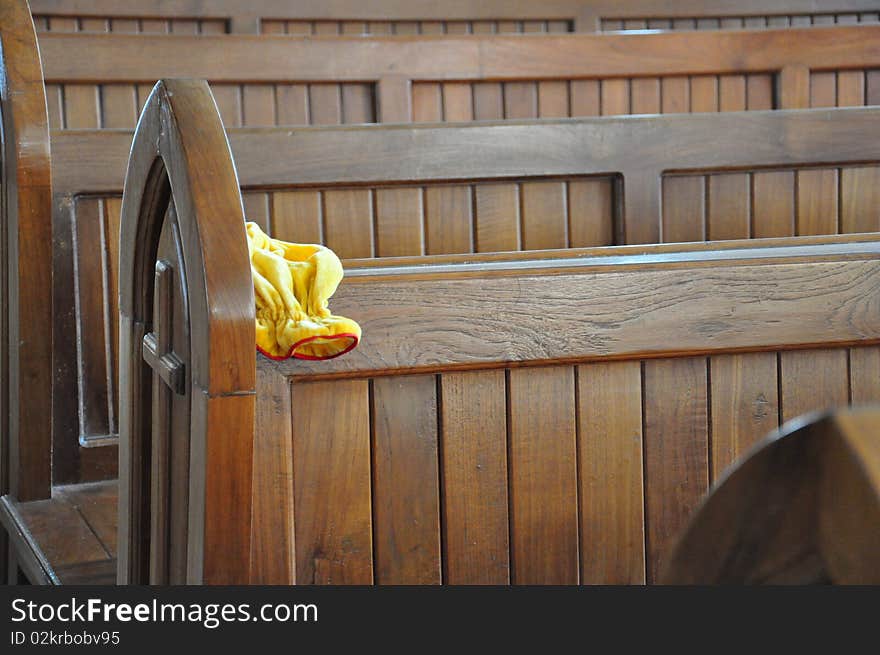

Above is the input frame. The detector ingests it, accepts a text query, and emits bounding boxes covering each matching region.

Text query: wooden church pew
[27,0,880,35]
[0,0,54,583]
[662,406,880,584]
[106,80,880,585]
[35,24,880,130]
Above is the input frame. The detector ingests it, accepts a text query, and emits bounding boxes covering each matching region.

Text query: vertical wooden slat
[707,173,750,240]
[309,84,342,125]
[424,186,473,255]
[372,376,441,584]
[521,181,567,250]
[323,189,373,259]
[378,77,412,123]
[746,74,774,110]
[538,81,569,118]
[367,22,392,35]
[412,83,443,122]
[475,184,520,252]
[508,367,579,585]
[696,18,720,30]
[709,353,778,481]
[837,71,866,107]
[169,19,198,34]
[445,21,471,35]
[643,357,709,583]
[103,198,122,426]
[720,18,744,29]
[441,83,473,121]
[577,361,645,584]
[689,76,718,113]
[504,82,538,119]
[48,17,78,31]
[473,82,504,120]
[312,21,340,35]
[849,347,880,404]
[139,19,169,33]
[662,176,705,242]
[840,167,880,233]
[867,71,880,105]
[101,85,138,128]
[752,171,795,238]
[810,72,837,107]
[291,380,372,584]
[64,85,100,128]
[568,179,615,247]
[375,188,424,257]
[242,84,276,126]
[340,21,367,35]
[342,84,375,124]
[601,79,630,115]
[779,64,810,109]
[199,19,226,34]
[79,18,108,32]
[780,350,849,421]
[719,75,747,111]
[661,77,689,113]
[45,84,64,129]
[631,78,660,114]
[796,169,838,235]
[570,80,600,116]
[440,370,509,584]
[210,85,243,127]
[286,21,313,35]
[242,192,270,233]
[271,191,323,244]
[392,22,419,35]
[276,85,309,125]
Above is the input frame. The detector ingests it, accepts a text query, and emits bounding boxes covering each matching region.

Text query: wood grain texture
[780,349,849,422]
[440,370,510,584]
[662,176,705,242]
[752,171,795,238]
[372,376,441,584]
[840,167,880,233]
[424,186,472,255]
[323,189,373,259]
[849,346,880,404]
[508,367,579,584]
[707,173,750,240]
[375,188,424,257]
[643,358,709,583]
[797,169,838,236]
[577,361,645,584]
[475,184,519,252]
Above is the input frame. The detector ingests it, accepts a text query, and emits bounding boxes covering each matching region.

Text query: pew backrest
[28,0,880,35]
[36,26,880,131]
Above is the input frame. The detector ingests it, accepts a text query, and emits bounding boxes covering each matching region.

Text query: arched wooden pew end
[662,406,880,585]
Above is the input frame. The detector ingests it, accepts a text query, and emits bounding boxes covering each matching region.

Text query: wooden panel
[850,347,880,404]
[375,188,424,257]
[752,171,795,238]
[508,367,579,584]
[719,74,747,111]
[45,84,63,129]
[424,186,472,255]
[707,173,750,240]
[709,353,778,481]
[661,76,689,113]
[412,83,442,122]
[442,82,474,121]
[601,79,629,116]
[139,19,168,33]
[662,176,705,242]
[101,85,137,128]
[504,82,537,119]
[210,85,242,127]
[440,370,509,584]
[14,496,110,567]
[291,380,372,584]
[309,84,342,125]
[276,85,309,125]
[242,192,269,233]
[643,358,709,583]
[840,167,880,233]
[810,72,837,107]
[55,481,118,556]
[780,349,849,421]
[690,76,718,113]
[521,181,567,250]
[796,169,838,236]
[475,184,519,253]
[538,81,569,118]
[64,84,100,128]
[312,21,339,35]
[242,84,276,126]
[747,74,774,110]
[472,83,503,120]
[577,361,644,584]
[271,191,322,244]
[570,80,600,117]
[103,198,121,426]
[342,84,374,124]
[631,78,660,115]
[323,189,373,259]
[169,19,198,34]
[837,71,865,107]
[568,179,614,247]
[868,71,880,105]
[372,376,441,584]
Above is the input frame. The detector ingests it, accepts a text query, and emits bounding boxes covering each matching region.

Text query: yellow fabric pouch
[246,222,361,360]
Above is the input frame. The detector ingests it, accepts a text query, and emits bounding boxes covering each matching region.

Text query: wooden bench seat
[0,481,118,585]
[28,0,880,35]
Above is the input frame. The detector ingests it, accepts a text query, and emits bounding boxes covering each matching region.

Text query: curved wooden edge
[0,0,52,508]
[661,405,880,584]
[118,79,255,584]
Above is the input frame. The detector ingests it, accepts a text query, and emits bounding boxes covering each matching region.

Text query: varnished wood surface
[662,406,880,584]
[37,25,880,83]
